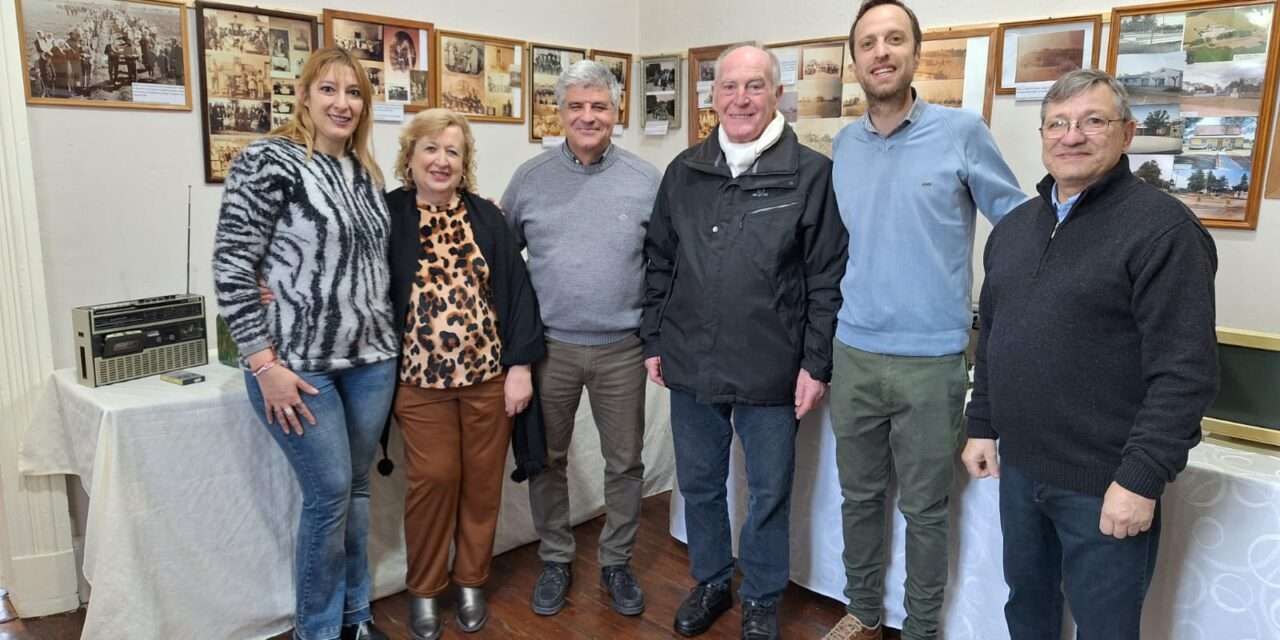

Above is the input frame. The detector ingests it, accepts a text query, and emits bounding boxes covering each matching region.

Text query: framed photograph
[768,37,850,157]
[919,26,997,123]
[196,2,316,183]
[640,54,680,130]
[590,49,633,127]
[1110,0,1279,229]
[996,15,1102,95]
[528,42,585,142]
[16,0,191,110]
[436,30,524,123]
[323,10,435,113]
[688,43,732,146]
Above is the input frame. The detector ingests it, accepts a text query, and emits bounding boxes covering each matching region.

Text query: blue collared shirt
[831,96,1030,357]
[1051,187,1081,224]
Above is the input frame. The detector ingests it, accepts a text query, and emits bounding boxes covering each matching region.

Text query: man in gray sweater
[500,60,662,619]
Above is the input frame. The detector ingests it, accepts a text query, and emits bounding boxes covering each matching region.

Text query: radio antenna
[185,185,192,295]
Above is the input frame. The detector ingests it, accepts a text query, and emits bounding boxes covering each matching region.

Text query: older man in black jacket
[640,43,847,640]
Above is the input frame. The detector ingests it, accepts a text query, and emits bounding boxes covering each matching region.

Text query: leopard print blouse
[399,195,503,388]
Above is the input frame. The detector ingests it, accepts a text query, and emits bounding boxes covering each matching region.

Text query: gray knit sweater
[212,137,397,371]
[501,144,661,345]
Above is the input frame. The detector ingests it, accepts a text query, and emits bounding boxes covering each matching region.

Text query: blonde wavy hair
[393,108,479,194]
[269,47,384,186]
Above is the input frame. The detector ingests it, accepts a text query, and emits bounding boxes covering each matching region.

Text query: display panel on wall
[996,15,1102,95]
[590,49,633,128]
[767,37,851,157]
[1109,0,1279,229]
[640,54,680,130]
[16,0,191,110]
[195,2,316,183]
[528,42,585,142]
[688,43,731,146]
[322,10,435,113]
[436,30,524,123]
[919,26,998,123]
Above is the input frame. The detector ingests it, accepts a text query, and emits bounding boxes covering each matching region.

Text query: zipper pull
[1050,221,1061,239]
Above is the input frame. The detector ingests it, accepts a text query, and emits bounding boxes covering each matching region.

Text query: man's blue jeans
[245,358,397,640]
[1000,463,1161,640]
[670,389,797,602]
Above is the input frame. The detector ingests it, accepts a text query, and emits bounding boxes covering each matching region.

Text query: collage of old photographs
[199,4,314,181]
[1116,4,1274,223]
[438,31,521,122]
[642,55,680,129]
[530,44,585,141]
[325,11,433,111]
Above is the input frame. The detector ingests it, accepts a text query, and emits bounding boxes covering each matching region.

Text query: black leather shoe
[340,621,389,640]
[674,581,732,637]
[531,561,573,615]
[601,564,646,616]
[741,598,779,640]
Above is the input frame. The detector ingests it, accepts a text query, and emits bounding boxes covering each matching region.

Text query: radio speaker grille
[95,340,207,385]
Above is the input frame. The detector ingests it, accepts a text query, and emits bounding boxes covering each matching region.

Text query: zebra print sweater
[212,137,397,371]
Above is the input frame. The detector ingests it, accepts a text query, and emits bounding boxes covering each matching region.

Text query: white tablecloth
[20,362,674,640]
[670,407,1280,640]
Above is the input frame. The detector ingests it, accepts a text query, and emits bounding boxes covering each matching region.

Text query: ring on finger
[283,406,296,416]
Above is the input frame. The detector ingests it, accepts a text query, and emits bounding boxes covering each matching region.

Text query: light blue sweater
[832,97,1029,357]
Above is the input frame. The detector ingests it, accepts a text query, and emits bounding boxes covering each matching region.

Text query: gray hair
[1040,69,1134,123]
[554,60,622,111]
[714,42,782,89]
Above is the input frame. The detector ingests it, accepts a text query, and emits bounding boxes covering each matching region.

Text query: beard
[859,71,913,104]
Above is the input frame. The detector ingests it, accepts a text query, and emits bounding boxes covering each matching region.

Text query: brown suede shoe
[822,613,882,640]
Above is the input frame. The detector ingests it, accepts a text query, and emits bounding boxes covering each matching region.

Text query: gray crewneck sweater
[501,143,661,345]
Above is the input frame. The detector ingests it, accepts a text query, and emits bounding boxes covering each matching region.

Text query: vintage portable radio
[72,294,208,387]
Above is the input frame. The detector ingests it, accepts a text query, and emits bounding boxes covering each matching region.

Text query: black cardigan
[385,187,548,481]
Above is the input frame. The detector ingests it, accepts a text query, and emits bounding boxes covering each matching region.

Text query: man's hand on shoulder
[794,369,826,419]
[1099,481,1157,540]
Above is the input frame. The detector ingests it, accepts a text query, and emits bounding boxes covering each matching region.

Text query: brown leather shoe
[822,613,882,640]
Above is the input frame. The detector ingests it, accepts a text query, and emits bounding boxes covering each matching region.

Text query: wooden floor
[1,491,901,639]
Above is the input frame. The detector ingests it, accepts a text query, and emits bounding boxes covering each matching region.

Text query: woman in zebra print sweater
[212,47,395,640]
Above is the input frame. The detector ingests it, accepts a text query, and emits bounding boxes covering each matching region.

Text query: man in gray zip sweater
[500,60,661,619]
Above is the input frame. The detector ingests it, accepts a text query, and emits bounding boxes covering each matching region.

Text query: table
[20,363,675,640]
[669,408,1280,640]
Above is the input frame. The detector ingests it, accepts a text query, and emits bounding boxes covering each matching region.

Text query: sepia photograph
[325,11,434,111]
[19,0,191,109]
[1130,103,1183,153]
[410,69,429,103]
[842,82,867,117]
[801,44,843,80]
[198,3,315,182]
[688,44,730,144]
[1180,57,1265,116]
[797,77,841,118]
[361,60,384,101]
[590,49,632,127]
[997,16,1100,94]
[914,78,964,108]
[794,116,848,158]
[1014,29,1086,83]
[529,44,585,141]
[778,89,797,122]
[695,106,718,141]
[918,40,967,80]
[483,42,519,119]
[1119,14,1186,54]
[843,45,857,83]
[1116,51,1184,103]
[1183,6,1272,63]
[329,17,382,61]
[385,28,418,72]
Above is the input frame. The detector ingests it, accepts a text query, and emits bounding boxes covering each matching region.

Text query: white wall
[633,0,1280,333]
[29,0,1280,371]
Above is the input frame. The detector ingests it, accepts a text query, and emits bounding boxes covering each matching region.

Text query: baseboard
[9,548,79,617]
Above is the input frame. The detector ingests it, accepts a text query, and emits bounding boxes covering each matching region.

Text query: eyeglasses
[1040,116,1126,139]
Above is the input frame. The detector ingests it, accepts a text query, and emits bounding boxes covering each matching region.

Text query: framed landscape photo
[688,43,732,146]
[528,42,585,142]
[640,54,680,130]
[436,30,524,123]
[196,2,316,182]
[1110,0,1279,229]
[996,15,1102,95]
[919,26,998,123]
[17,0,191,110]
[768,37,850,157]
[590,49,633,127]
[323,10,435,113]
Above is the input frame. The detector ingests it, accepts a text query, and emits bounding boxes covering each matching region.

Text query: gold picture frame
[528,42,586,142]
[996,14,1103,95]
[435,29,525,124]
[590,49,633,128]
[322,9,436,113]
[688,43,732,146]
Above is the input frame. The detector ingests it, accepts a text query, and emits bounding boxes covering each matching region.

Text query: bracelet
[251,359,280,377]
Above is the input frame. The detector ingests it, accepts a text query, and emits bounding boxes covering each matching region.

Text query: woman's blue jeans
[244,358,397,640]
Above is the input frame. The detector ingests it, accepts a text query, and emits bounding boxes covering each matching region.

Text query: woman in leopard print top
[385,109,545,639]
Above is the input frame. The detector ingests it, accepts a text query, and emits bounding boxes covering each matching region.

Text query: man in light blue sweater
[823,3,1029,640]
[500,60,661,620]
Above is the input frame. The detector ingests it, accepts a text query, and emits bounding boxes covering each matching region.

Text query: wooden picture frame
[322,9,435,113]
[688,43,732,146]
[767,36,849,157]
[640,54,681,130]
[435,30,525,123]
[921,25,998,123]
[996,15,1103,95]
[16,0,192,110]
[196,2,317,183]
[528,42,586,142]
[1110,0,1280,229]
[590,49,633,128]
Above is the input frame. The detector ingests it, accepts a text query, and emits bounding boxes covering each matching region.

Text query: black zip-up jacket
[640,125,848,405]
[386,187,548,480]
[966,156,1218,499]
